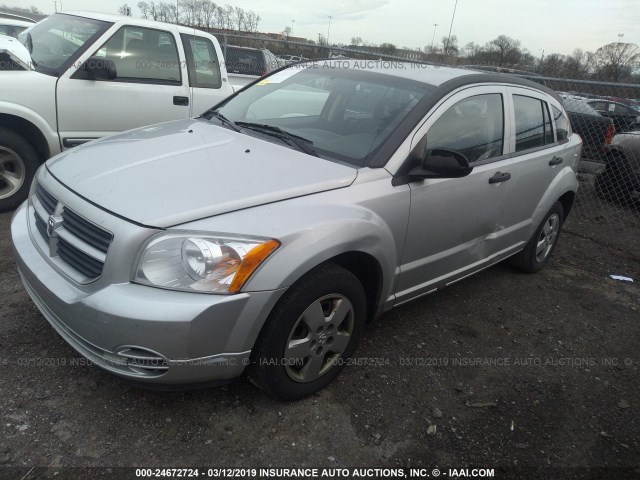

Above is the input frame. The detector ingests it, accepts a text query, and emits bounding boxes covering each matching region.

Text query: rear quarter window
[551,105,570,141]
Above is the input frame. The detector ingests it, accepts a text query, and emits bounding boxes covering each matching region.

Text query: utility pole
[446,0,458,57]
[431,23,438,53]
[327,15,333,57]
[291,19,295,36]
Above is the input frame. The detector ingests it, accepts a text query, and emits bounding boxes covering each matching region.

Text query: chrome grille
[31,185,113,282]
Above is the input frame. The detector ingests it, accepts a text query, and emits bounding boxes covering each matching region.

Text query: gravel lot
[1,202,639,479]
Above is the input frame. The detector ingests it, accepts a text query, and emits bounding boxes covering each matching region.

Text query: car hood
[0,35,33,70]
[46,119,357,227]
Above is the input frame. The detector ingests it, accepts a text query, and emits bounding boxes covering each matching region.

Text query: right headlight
[133,231,280,294]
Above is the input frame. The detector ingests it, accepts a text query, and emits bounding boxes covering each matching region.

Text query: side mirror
[82,56,117,80]
[409,148,473,179]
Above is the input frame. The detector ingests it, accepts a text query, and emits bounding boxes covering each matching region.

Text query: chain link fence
[212,33,639,234]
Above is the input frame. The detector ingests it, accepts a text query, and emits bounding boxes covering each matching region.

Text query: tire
[247,263,367,401]
[595,153,637,205]
[0,127,40,212]
[509,202,564,273]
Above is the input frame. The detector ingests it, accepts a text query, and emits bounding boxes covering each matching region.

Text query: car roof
[61,11,213,35]
[0,18,33,27]
[296,59,562,101]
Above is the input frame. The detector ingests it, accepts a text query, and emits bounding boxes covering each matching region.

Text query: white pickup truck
[0,11,234,211]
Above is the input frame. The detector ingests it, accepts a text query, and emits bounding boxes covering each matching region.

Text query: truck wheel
[0,128,40,212]
[247,263,367,401]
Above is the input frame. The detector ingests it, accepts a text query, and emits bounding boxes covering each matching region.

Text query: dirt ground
[1,198,639,480]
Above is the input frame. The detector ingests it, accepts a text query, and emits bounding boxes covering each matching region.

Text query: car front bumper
[11,201,285,385]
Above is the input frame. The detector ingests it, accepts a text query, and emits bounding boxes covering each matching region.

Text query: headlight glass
[133,232,279,294]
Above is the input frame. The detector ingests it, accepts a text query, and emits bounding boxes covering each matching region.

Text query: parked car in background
[12,62,580,400]
[587,99,640,133]
[278,54,309,64]
[562,97,614,163]
[222,45,281,89]
[595,131,640,204]
[0,11,234,211]
[0,16,34,38]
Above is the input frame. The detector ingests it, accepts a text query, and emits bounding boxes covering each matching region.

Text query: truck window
[92,26,181,84]
[181,34,222,89]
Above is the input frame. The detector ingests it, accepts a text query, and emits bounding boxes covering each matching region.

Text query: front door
[395,86,514,303]
[56,24,191,148]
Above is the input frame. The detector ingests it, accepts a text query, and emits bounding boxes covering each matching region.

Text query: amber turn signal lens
[228,239,280,292]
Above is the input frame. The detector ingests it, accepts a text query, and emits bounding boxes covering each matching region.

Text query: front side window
[552,105,570,141]
[181,34,221,88]
[426,93,504,163]
[91,26,181,83]
[514,95,554,152]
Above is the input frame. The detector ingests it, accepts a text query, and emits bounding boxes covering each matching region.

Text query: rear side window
[427,93,504,164]
[513,95,555,152]
[225,46,264,76]
[181,34,222,89]
[551,105,570,141]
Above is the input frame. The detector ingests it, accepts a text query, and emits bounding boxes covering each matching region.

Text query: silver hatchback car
[12,61,581,400]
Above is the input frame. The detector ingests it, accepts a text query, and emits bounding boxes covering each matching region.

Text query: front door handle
[549,156,563,166]
[489,172,511,184]
[173,96,189,106]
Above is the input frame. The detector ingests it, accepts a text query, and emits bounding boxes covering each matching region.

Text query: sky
[10,0,640,56]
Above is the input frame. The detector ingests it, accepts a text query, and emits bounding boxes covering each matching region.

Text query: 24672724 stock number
[135,468,258,477]
[330,357,390,367]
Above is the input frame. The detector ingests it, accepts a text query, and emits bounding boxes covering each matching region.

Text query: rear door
[56,24,190,148]
[181,33,233,116]
[499,87,575,247]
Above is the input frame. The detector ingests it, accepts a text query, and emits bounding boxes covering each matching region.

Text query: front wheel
[0,128,40,212]
[509,201,564,273]
[247,263,367,401]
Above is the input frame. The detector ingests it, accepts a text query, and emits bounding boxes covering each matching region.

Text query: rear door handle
[173,96,189,106]
[549,156,563,166]
[489,172,511,184]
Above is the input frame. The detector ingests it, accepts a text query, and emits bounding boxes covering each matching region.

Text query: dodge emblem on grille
[47,215,57,237]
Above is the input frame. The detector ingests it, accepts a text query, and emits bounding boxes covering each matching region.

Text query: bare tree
[441,35,458,56]
[118,3,130,15]
[489,35,521,66]
[563,48,593,78]
[351,36,363,47]
[224,5,234,30]
[201,0,216,28]
[380,42,397,56]
[593,42,640,82]
[463,41,482,60]
[243,10,260,32]
[233,6,244,31]
[137,1,150,18]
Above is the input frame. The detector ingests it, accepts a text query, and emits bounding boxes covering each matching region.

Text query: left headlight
[133,232,280,294]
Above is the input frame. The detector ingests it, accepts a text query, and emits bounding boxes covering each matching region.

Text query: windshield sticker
[257,67,304,85]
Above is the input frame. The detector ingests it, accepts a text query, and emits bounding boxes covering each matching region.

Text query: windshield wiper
[234,122,319,157]
[205,110,241,132]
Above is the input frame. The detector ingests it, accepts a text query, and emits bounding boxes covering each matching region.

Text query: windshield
[17,14,109,73]
[563,98,599,116]
[0,24,27,38]
[214,64,432,166]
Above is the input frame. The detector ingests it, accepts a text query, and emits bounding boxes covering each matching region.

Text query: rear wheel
[595,153,638,205]
[0,128,40,212]
[247,263,366,401]
[510,202,564,273]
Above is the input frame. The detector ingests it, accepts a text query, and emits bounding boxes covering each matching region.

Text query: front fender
[0,101,60,156]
